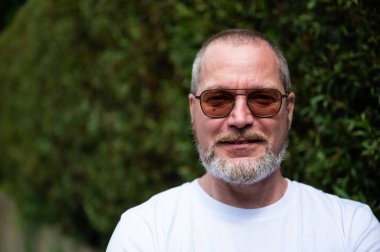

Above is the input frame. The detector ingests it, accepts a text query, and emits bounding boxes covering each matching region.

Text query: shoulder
[122,180,196,230]
[289,180,380,251]
[125,181,193,219]
[289,180,371,215]
[106,181,194,251]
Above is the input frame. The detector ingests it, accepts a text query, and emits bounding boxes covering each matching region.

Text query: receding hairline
[195,37,279,88]
[201,29,270,49]
[191,29,291,94]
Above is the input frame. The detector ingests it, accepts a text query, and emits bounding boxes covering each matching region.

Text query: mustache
[212,131,268,145]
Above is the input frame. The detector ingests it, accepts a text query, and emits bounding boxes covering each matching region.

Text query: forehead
[198,41,282,91]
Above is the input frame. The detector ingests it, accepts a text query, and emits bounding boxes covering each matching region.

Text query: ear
[286,92,295,130]
[188,93,196,123]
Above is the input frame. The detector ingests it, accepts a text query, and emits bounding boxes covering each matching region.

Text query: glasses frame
[194,88,289,118]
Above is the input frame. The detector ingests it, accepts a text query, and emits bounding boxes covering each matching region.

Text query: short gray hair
[191,29,291,94]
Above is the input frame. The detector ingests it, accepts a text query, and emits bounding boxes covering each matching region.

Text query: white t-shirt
[107,179,380,251]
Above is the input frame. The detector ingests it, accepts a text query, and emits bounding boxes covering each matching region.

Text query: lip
[218,138,264,145]
[217,139,264,153]
[217,142,263,158]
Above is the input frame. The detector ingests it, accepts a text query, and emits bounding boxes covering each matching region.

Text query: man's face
[189,41,295,184]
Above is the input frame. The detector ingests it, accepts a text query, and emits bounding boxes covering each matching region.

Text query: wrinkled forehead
[198,41,281,90]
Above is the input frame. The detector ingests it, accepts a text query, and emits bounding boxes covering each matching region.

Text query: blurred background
[0,0,379,251]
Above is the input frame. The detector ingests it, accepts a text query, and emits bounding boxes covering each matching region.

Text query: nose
[227,95,254,130]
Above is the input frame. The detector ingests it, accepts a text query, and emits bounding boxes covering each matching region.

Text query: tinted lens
[200,90,234,117]
[247,89,282,117]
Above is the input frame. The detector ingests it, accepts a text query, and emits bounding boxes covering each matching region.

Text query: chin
[200,143,287,186]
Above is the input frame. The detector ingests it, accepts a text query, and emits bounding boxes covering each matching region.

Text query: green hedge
[0,0,379,248]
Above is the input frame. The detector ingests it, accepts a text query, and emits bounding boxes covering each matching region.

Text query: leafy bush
[0,0,379,248]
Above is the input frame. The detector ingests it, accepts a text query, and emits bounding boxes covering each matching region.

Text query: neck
[199,170,287,209]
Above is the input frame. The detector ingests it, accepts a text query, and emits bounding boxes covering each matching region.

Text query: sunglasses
[194,88,289,118]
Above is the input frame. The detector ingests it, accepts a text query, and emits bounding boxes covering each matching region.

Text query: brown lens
[247,89,282,117]
[200,90,234,117]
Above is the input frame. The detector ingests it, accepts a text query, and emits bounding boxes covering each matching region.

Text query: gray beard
[198,141,287,185]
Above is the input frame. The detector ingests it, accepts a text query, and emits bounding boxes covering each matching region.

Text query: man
[107,29,380,251]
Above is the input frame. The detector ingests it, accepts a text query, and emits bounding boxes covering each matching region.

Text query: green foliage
[0,0,379,249]
[0,0,27,31]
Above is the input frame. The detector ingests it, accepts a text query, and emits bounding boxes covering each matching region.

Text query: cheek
[266,118,288,152]
[194,117,223,149]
